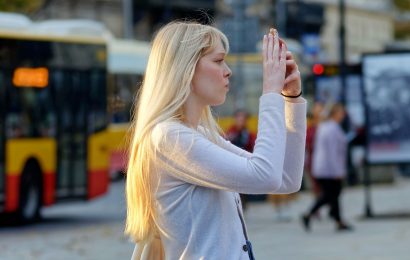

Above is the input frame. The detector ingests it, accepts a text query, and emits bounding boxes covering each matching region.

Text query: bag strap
[236,196,255,260]
[236,202,249,240]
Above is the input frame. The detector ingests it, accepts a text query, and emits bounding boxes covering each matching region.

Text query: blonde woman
[126,21,306,260]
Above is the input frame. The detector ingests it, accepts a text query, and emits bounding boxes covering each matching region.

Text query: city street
[1,1,410,260]
[1,177,410,260]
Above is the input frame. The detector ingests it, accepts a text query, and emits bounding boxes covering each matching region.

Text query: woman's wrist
[283,96,305,103]
[281,90,302,98]
[262,88,282,95]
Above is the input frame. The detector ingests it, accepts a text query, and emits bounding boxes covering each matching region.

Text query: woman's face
[191,40,232,106]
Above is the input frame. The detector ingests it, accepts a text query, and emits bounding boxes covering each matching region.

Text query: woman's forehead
[210,41,226,55]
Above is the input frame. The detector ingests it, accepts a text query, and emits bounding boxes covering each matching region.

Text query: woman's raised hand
[262,28,287,95]
[282,48,302,97]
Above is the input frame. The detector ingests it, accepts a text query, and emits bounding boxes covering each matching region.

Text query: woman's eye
[216,59,224,64]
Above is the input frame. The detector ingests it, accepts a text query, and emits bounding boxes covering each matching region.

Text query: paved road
[246,176,410,260]
[1,177,409,260]
[0,180,133,260]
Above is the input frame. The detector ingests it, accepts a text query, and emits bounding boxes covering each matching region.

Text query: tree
[0,0,45,13]
[394,0,410,11]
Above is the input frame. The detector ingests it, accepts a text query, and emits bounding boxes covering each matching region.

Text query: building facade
[34,0,219,39]
[32,0,124,37]
[31,0,397,63]
[302,0,394,63]
[322,2,393,63]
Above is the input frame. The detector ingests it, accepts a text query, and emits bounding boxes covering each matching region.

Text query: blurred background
[0,0,410,259]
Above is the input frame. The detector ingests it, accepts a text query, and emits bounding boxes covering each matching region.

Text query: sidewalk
[245,177,410,260]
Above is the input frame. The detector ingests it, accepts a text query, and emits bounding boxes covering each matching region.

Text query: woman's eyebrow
[214,52,226,57]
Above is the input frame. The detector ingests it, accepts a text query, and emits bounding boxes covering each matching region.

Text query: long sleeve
[275,100,307,193]
[152,93,306,194]
[219,99,307,194]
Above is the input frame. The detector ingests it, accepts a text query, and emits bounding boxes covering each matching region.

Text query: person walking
[226,109,256,210]
[305,102,324,197]
[302,103,353,232]
[125,21,307,260]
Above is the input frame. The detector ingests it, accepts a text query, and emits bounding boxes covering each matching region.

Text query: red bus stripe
[43,172,55,206]
[5,169,106,211]
[5,175,20,212]
[88,169,109,199]
[5,172,56,212]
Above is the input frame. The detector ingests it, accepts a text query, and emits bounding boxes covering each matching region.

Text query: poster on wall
[362,53,410,163]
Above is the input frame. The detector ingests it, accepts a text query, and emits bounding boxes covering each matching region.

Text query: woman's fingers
[286,51,293,59]
[286,60,296,66]
[279,38,288,52]
[284,71,301,84]
[262,35,268,63]
[267,34,273,62]
[286,60,298,75]
[262,28,287,94]
[273,30,280,63]
[280,41,287,67]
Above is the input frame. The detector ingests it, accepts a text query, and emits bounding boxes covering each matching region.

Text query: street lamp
[122,0,133,38]
[339,0,346,105]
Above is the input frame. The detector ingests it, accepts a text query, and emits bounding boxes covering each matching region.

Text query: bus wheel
[18,163,42,224]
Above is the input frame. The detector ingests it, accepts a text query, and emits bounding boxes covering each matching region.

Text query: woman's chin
[212,96,226,106]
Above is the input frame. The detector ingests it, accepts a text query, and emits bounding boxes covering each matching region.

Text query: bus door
[0,68,5,207]
[55,69,88,200]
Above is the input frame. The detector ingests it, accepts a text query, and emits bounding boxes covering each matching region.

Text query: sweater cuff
[259,93,285,112]
[283,96,306,104]
[285,98,307,131]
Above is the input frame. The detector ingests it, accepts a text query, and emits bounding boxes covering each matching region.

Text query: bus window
[54,69,88,196]
[109,74,141,123]
[5,72,55,139]
[72,71,87,192]
[107,38,148,124]
[88,69,108,133]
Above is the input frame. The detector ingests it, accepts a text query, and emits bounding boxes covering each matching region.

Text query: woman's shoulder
[153,120,197,134]
[151,120,198,146]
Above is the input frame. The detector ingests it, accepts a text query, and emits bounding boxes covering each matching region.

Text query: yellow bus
[0,15,112,223]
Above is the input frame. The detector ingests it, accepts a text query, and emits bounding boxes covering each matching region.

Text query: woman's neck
[183,96,204,130]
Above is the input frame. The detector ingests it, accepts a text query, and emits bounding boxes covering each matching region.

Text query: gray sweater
[312,120,347,178]
[133,93,306,259]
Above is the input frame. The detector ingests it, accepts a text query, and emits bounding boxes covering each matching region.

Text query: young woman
[126,21,306,260]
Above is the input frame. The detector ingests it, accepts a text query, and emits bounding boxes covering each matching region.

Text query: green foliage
[0,0,44,13]
[394,0,410,11]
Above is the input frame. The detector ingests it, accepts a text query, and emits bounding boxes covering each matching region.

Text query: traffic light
[312,64,324,75]
[311,64,362,77]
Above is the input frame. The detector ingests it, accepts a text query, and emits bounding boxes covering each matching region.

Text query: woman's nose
[225,64,232,78]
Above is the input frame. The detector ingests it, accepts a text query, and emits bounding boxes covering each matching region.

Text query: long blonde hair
[125,21,229,242]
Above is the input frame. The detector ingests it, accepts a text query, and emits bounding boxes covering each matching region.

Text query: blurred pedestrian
[226,109,256,210]
[125,21,307,260]
[305,102,324,197]
[301,103,353,232]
